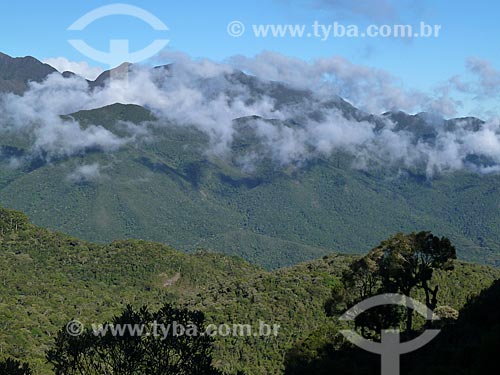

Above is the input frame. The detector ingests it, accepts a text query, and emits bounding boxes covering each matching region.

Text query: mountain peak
[0,51,57,94]
[89,62,133,89]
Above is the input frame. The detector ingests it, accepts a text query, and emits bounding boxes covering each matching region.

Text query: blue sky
[1,0,499,116]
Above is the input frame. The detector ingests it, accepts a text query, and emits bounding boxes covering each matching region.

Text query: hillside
[1,102,500,269]
[1,52,500,269]
[1,207,499,374]
[284,271,500,375]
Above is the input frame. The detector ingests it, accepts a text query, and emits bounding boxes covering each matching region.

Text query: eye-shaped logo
[68,3,169,68]
[340,294,441,375]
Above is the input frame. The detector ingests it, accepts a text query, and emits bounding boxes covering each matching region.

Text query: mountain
[2,101,500,269]
[0,52,56,94]
[88,62,133,89]
[0,53,139,93]
[0,53,499,269]
[382,110,485,142]
[1,206,498,374]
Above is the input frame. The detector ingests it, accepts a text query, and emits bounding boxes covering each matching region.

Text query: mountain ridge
[1,52,499,269]
[0,51,486,124]
[0,52,57,94]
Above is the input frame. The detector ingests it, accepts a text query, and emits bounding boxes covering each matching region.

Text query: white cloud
[0,73,127,158]
[465,57,500,97]
[229,51,455,116]
[43,57,104,80]
[67,163,102,183]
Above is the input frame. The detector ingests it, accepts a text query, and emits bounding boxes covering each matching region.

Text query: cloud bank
[229,51,457,116]
[1,51,500,177]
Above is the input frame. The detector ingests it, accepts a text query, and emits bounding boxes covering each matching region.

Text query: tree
[377,232,456,332]
[0,358,32,375]
[46,303,223,375]
[329,231,456,335]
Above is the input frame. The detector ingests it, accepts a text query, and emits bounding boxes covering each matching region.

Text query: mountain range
[0,52,499,269]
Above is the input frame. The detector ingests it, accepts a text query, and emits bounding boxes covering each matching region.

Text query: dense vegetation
[46,304,223,375]
[0,358,32,375]
[330,232,457,335]
[283,234,500,374]
[1,52,499,375]
[284,274,500,375]
[1,207,499,374]
[1,102,500,269]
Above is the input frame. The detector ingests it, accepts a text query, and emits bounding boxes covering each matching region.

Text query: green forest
[1,207,499,374]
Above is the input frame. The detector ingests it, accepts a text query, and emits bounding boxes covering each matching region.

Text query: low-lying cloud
[67,163,102,183]
[1,51,500,177]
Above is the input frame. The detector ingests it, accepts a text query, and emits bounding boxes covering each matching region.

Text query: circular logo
[340,294,441,375]
[68,4,170,67]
